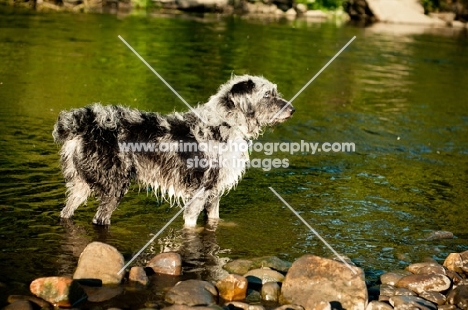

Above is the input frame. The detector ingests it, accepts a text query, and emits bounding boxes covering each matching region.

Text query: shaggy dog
[52,75,295,227]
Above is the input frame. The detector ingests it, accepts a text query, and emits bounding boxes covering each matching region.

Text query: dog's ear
[230,79,255,96]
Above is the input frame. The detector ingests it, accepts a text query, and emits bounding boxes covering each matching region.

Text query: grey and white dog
[52,75,295,227]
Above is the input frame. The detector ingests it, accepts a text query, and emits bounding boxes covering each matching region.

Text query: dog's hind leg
[92,195,122,226]
[205,195,220,220]
[61,178,91,218]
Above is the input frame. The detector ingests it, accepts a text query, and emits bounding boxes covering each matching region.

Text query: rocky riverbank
[4,241,468,310]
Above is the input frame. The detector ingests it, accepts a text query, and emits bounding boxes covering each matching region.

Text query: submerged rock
[73,242,125,285]
[223,259,253,275]
[81,285,123,302]
[29,276,87,307]
[215,274,248,301]
[280,254,367,310]
[165,279,218,306]
[147,252,182,276]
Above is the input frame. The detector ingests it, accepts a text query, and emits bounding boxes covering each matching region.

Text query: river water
[0,4,467,305]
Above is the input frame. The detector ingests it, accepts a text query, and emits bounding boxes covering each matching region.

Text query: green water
[1,4,468,304]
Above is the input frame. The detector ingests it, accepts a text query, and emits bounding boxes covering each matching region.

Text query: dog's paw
[92,217,111,226]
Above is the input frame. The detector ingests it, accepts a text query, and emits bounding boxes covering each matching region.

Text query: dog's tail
[52,106,94,144]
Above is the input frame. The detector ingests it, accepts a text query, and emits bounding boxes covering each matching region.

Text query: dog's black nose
[290,106,296,114]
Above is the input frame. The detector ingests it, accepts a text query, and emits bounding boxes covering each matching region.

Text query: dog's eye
[264,91,270,98]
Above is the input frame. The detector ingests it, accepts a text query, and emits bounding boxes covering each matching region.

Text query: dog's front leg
[205,196,220,220]
[183,188,208,228]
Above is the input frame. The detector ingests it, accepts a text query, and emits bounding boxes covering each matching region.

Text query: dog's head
[214,75,295,138]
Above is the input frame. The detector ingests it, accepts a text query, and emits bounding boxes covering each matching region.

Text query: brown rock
[225,301,249,310]
[438,305,458,310]
[215,274,248,301]
[394,287,417,296]
[446,285,468,309]
[251,256,292,272]
[129,266,149,285]
[280,254,367,310]
[380,270,412,285]
[165,280,217,306]
[444,251,468,274]
[379,284,396,297]
[4,301,34,310]
[425,230,454,240]
[389,295,437,310]
[446,269,463,285]
[244,268,285,284]
[407,262,446,275]
[396,274,451,294]
[81,285,123,302]
[7,295,51,308]
[147,252,182,276]
[73,242,125,285]
[365,301,393,310]
[274,305,304,310]
[261,282,280,302]
[223,259,253,275]
[418,291,446,305]
[29,277,87,307]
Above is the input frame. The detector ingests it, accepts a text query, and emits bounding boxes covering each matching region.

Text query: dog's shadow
[58,219,230,282]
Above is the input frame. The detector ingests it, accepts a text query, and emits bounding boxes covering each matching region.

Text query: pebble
[389,295,437,310]
[243,268,285,284]
[165,280,217,306]
[446,285,468,309]
[396,274,451,294]
[365,300,393,310]
[146,252,182,276]
[380,270,412,285]
[223,259,253,275]
[261,282,280,302]
[129,266,149,286]
[29,277,87,307]
[215,274,248,301]
[73,242,125,285]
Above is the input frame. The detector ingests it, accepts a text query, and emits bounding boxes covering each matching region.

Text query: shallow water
[1,4,468,306]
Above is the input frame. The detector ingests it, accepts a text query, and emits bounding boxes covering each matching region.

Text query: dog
[52,75,295,227]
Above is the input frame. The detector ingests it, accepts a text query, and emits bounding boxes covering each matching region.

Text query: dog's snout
[289,105,296,114]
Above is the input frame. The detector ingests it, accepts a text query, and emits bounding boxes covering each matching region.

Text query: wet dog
[52,75,295,226]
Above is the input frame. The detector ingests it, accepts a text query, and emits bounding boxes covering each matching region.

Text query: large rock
[344,0,446,25]
[216,274,248,301]
[165,280,218,306]
[280,254,367,310]
[29,277,87,307]
[147,252,182,276]
[73,242,125,285]
[396,274,451,294]
[444,251,468,274]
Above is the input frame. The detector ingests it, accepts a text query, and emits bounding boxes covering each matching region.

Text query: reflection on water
[1,5,468,305]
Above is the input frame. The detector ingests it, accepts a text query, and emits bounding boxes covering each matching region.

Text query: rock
[29,277,87,307]
[274,305,304,310]
[251,256,292,273]
[446,285,468,309]
[429,13,455,23]
[280,254,367,310]
[176,0,228,11]
[444,251,468,274]
[425,230,454,240]
[129,267,149,286]
[295,3,307,14]
[396,274,451,294]
[438,305,458,310]
[7,295,51,308]
[394,287,417,296]
[365,301,393,310]
[305,10,328,19]
[4,301,34,310]
[248,305,265,310]
[165,280,217,306]
[446,269,463,285]
[379,284,396,297]
[224,259,253,275]
[147,252,182,276]
[215,274,248,301]
[245,289,262,303]
[244,268,284,284]
[285,8,296,16]
[406,262,445,275]
[81,285,123,302]
[225,301,249,310]
[389,295,437,310]
[310,301,331,310]
[164,305,223,310]
[73,242,125,285]
[380,270,412,285]
[418,291,446,305]
[261,282,280,302]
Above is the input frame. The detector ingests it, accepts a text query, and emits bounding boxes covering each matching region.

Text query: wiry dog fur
[52,75,295,226]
